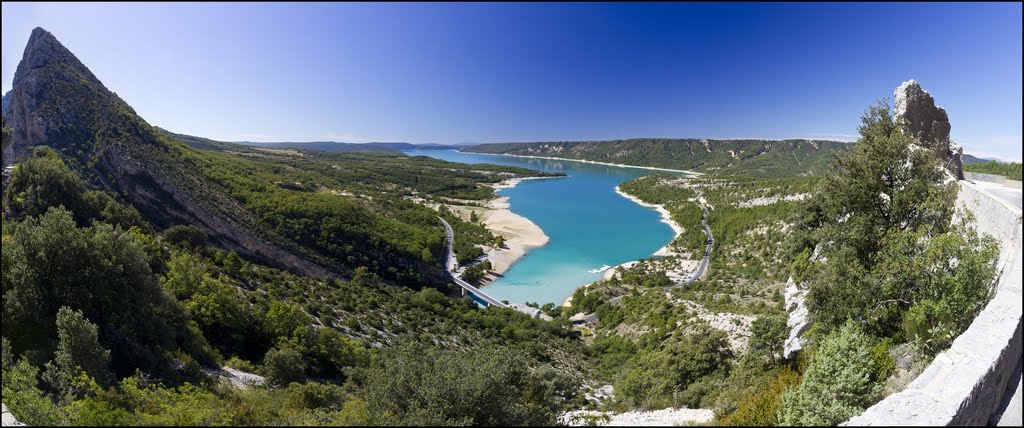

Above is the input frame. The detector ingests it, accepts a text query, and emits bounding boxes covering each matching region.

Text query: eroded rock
[893,80,964,179]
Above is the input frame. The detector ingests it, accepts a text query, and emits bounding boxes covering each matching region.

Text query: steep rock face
[894,80,964,179]
[4,27,326,277]
[783,277,810,358]
[4,28,102,157]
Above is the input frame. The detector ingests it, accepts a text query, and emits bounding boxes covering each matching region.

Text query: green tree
[265,300,312,341]
[6,147,92,223]
[184,275,252,351]
[779,322,881,426]
[791,99,995,343]
[162,224,208,249]
[264,347,306,387]
[1,349,63,426]
[43,307,113,399]
[353,341,562,426]
[3,207,181,376]
[749,315,787,359]
[162,252,206,300]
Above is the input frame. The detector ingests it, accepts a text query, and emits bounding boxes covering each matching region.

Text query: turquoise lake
[404,150,683,305]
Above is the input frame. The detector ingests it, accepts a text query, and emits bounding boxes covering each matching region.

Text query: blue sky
[2,2,1021,161]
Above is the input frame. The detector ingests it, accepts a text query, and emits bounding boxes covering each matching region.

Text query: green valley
[1,9,1019,428]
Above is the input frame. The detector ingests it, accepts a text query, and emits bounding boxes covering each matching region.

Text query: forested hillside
[463,138,850,177]
[963,160,1022,181]
[1,28,563,285]
[2,27,583,426]
[1,26,1005,427]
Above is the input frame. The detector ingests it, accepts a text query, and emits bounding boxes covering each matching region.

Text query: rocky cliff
[894,80,964,179]
[3,27,326,277]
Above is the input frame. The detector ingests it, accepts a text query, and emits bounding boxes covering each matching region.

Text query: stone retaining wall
[965,171,1023,189]
[845,181,1023,425]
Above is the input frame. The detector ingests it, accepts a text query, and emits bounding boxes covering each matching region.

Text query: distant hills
[962,153,1009,165]
[463,138,853,177]
[235,141,461,153]
[460,140,1021,177]
[1,27,550,283]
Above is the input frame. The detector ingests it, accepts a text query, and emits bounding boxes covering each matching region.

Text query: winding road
[687,206,713,283]
[670,205,713,288]
[438,217,507,308]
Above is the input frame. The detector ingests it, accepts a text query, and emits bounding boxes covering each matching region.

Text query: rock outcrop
[783,277,810,358]
[893,80,964,179]
[3,27,328,277]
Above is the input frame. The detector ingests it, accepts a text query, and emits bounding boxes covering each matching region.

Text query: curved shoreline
[463,150,704,176]
[480,178,554,276]
[561,186,686,308]
[614,185,683,257]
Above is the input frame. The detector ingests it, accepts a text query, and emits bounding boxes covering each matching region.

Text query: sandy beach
[479,193,549,276]
[435,176,560,283]
[480,176,568,276]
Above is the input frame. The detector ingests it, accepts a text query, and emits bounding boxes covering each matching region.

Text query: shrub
[42,307,113,400]
[720,366,800,426]
[779,322,881,426]
[162,224,208,249]
[263,347,306,386]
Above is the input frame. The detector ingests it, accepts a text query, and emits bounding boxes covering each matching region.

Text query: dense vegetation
[767,100,998,424]
[153,132,562,286]
[964,160,1022,181]
[565,99,1000,426]
[2,149,588,426]
[2,27,1006,427]
[559,173,812,416]
[464,138,850,177]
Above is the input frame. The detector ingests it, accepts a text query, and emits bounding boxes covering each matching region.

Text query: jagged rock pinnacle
[893,80,964,180]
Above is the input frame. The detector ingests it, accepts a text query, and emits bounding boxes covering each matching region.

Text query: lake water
[405,149,682,305]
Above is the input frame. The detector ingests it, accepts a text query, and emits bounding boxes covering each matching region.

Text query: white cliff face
[784,277,810,358]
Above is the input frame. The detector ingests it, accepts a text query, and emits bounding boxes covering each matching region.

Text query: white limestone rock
[784,277,810,357]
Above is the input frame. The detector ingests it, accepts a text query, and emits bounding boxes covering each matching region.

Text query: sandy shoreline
[560,260,641,307]
[481,176,565,276]
[466,151,704,176]
[437,176,561,285]
[614,185,683,257]
[561,186,687,308]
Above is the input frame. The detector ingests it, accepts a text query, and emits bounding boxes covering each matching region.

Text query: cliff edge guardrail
[965,171,1022,189]
[845,180,1023,426]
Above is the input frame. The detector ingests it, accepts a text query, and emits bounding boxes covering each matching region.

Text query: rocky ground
[561,407,715,426]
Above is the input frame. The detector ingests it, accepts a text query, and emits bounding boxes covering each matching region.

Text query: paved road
[690,207,713,282]
[438,217,507,308]
[669,205,713,288]
[969,179,1023,210]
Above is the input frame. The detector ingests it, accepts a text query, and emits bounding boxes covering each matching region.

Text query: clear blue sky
[3,2,1021,161]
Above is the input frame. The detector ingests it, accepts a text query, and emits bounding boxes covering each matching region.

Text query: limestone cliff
[894,80,964,180]
[3,27,326,277]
